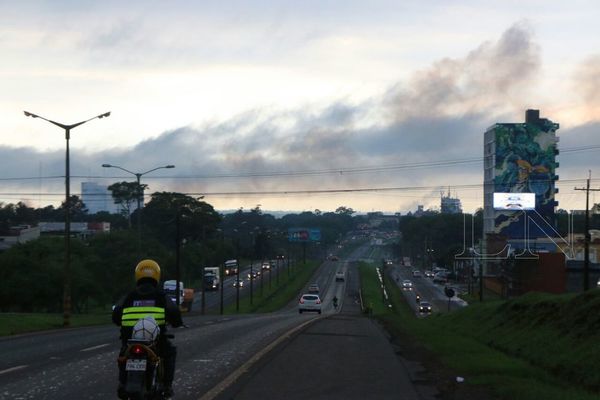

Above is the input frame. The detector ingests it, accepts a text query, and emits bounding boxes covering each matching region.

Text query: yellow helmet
[135,259,161,283]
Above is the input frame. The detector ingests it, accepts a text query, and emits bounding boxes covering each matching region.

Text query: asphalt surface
[212,246,428,400]
[391,266,468,314]
[0,240,440,399]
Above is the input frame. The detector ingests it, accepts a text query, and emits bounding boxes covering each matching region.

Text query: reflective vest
[121,306,166,327]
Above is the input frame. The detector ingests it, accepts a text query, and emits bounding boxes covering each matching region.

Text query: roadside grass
[223,260,320,314]
[359,262,600,400]
[0,312,110,336]
[1,260,321,334]
[459,288,502,304]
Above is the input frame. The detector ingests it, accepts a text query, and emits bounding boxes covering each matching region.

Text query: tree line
[0,194,364,313]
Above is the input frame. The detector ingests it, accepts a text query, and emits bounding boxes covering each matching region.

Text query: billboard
[493,193,535,210]
[492,118,559,238]
[288,228,321,242]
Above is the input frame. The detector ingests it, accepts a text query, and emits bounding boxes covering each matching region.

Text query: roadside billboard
[288,228,321,242]
[493,192,536,210]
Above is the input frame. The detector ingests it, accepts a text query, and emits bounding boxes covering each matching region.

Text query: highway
[0,242,436,399]
[391,264,468,314]
[0,258,342,399]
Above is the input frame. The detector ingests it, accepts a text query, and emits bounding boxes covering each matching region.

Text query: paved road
[0,239,436,399]
[211,244,430,400]
[391,265,468,314]
[0,260,338,400]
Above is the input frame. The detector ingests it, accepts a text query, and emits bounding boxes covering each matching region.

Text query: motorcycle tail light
[131,344,146,355]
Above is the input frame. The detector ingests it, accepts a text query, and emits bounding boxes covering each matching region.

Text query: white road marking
[0,365,27,375]
[193,359,213,362]
[80,343,110,352]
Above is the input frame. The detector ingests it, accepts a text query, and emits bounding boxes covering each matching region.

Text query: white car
[298,294,322,314]
[402,280,413,290]
[335,271,345,282]
[412,270,422,278]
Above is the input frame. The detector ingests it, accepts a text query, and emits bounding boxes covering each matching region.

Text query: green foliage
[223,261,320,314]
[0,237,73,312]
[0,312,110,336]
[399,212,482,268]
[144,192,222,249]
[360,263,600,399]
[0,197,363,318]
[108,181,148,227]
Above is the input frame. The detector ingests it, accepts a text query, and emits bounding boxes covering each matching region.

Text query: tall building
[483,109,560,241]
[81,182,118,214]
[440,190,462,214]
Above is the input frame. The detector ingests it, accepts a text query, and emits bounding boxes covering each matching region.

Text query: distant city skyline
[2,2,600,213]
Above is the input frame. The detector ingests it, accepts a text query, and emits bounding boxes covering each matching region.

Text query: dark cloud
[557,122,600,171]
[385,21,539,120]
[574,55,600,114]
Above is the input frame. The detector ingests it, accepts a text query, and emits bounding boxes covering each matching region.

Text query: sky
[1,1,600,214]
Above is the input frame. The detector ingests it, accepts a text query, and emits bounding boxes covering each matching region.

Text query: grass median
[358,262,600,400]
[0,312,110,336]
[224,260,320,314]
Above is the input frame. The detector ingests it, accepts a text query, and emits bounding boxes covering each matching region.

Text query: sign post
[288,228,321,265]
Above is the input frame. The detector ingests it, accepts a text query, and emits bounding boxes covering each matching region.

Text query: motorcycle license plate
[126,359,147,371]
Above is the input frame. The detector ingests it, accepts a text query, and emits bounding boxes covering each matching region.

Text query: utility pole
[201,265,206,315]
[574,171,600,291]
[219,230,224,315]
[381,259,386,303]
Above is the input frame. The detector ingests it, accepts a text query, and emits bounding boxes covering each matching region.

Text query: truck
[163,280,194,311]
[203,267,220,291]
[224,259,239,276]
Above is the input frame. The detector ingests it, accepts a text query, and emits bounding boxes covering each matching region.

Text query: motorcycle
[118,317,173,400]
[333,297,339,309]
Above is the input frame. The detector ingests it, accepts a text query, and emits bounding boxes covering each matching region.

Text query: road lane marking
[199,316,323,400]
[80,343,110,352]
[0,365,27,375]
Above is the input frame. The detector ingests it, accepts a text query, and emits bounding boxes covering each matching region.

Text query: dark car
[418,301,433,313]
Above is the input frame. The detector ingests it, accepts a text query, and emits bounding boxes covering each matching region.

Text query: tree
[108,181,148,228]
[15,202,36,225]
[335,206,355,216]
[58,195,89,221]
[143,192,221,248]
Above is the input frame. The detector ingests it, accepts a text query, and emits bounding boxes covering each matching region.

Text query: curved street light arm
[139,165,175,176]
[24,111,110,130]
[102,164,137,176]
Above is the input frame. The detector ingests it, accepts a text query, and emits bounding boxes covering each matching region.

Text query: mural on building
[493,119,559,238]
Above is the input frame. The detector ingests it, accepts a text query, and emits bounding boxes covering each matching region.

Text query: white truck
[203,267,220,291]
[163,280,184,306]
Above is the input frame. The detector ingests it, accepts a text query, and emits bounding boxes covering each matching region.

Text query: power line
[0,178,592,199]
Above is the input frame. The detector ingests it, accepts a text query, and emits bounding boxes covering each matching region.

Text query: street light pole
[25,110,110,328]
[102,163,175,254]
[219,229,225,315]
[175,211,181,308]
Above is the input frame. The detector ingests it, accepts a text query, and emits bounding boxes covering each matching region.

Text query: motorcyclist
[415,293,421,304]
[332,295,339,308]
[112,259,183,399]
